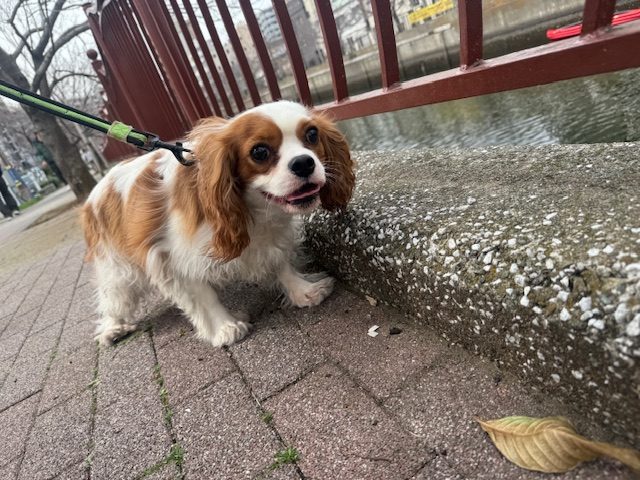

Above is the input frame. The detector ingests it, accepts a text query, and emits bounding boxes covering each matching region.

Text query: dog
[81,101,355,347]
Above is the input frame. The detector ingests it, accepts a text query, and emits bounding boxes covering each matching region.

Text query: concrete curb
[305,143,640,445]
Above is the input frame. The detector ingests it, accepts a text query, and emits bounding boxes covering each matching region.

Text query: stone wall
[305,143,640,445]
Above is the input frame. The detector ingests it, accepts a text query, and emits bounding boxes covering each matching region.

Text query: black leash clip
[139,133,195,167]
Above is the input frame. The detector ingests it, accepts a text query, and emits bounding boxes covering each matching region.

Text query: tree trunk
[27,107,97,201]
[1,45,97,202]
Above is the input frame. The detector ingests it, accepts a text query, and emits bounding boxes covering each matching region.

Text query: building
[332,0,375,57]
[257,0,325,79]
[287,0,325,68]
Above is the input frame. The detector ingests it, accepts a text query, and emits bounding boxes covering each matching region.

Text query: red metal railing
[87,0,640,146]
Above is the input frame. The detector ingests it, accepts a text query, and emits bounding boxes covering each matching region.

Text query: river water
[338,68,640,150]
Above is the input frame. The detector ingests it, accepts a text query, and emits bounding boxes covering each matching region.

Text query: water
[338,69,640,150]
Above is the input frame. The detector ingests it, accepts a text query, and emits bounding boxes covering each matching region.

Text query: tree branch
[33,0,68,57]
[11,27,45,59]
[8,0,35,57]
[31,20,89,92]
[50,72,97,93]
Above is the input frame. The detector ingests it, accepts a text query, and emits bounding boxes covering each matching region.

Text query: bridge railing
[86,0,640,143]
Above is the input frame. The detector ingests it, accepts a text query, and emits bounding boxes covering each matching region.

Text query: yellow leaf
[476,416,640,474]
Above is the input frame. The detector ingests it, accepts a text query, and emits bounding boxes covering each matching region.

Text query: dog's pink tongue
[286,184,321,201]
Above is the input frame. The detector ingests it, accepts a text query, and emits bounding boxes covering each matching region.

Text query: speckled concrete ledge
[305,143,640,445]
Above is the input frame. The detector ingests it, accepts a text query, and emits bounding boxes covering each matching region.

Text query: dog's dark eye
[305,127,318,145]
[250,144,270,163]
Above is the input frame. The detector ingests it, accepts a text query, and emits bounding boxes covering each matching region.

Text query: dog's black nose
[289,155,315,178]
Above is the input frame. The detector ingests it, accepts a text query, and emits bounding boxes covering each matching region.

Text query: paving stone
[155,333,234,405]
[218,282,279,319]
[19,322,62,359]
[55,258,85,289]
[305,289,450,399]
[173,373,294,479]
[19,391,91,480]
[0,357,12,385]
[52,461,88,479]
[14,284,50,317]
[231,311,324,400]
[0,329,28,362]
[91,394,171,480]
[31,284,75,333]
[0,349,51,410]
[0,458,19,480]
[50,243,74,262]
[0,299,22,324]
[151,309,193,349]
[67,284,97,324]
[58,314,97,354]
[383,350,634,479]
[291,283,358,329]
[0,313,13,335]
[0,394,39,468]
[40,344,96,413]
[1,308,39,339]
[76,262,94,288]
[265,363,429,480]
[411,456,463,480]
[97,333,158,409]
[142,463,181,479]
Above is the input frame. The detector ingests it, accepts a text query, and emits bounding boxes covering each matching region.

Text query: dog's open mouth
[262,183,321,206]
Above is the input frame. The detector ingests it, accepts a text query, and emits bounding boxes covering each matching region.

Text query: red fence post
[272,0,313,106]
[182,0,234,117]
[168,0,219,116]
[371,0,401,89]
[86,10,146,128]
[239,0,281,102]
[457,0,483,68]
[131,0,202,125]
[196,0,246,112]
[157,0,211,118]
[215,0,262,106]
[87,3,188,139]
[118,0,189,137]
[581,0,617,35]
[314,0,349,102]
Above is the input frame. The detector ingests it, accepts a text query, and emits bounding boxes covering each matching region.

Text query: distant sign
[408,0,455,25]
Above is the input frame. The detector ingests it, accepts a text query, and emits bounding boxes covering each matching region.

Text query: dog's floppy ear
[315,115,356,210]
[188,118,250,261]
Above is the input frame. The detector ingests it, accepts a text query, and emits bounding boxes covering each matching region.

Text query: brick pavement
[0,241,635,479]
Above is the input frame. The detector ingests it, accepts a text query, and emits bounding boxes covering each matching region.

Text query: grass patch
[88,365,99,417]
[112,329,142,347]
[260,411,273,424]
[167,443,185,467]
[137,443,184,479]
[19,196,42,211]
[270,447,300,470]
[153,363,173,427]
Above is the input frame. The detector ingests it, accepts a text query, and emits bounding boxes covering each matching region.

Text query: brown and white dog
[81,101,355,347]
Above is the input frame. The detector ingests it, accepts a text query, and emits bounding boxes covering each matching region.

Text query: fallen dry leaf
[477,416,640,473]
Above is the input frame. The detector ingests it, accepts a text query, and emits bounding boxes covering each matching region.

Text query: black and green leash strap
[0,79,194,166]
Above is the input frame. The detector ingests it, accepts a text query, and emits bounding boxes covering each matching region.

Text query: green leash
[0,79,193,166]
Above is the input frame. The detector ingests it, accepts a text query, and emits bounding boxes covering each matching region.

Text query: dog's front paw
[209,318,251,347]
[95,322,137,346]
[288,276,335,308]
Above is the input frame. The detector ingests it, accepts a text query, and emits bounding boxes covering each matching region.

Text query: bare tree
[0,0,97,201]
[389,0,406,33]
